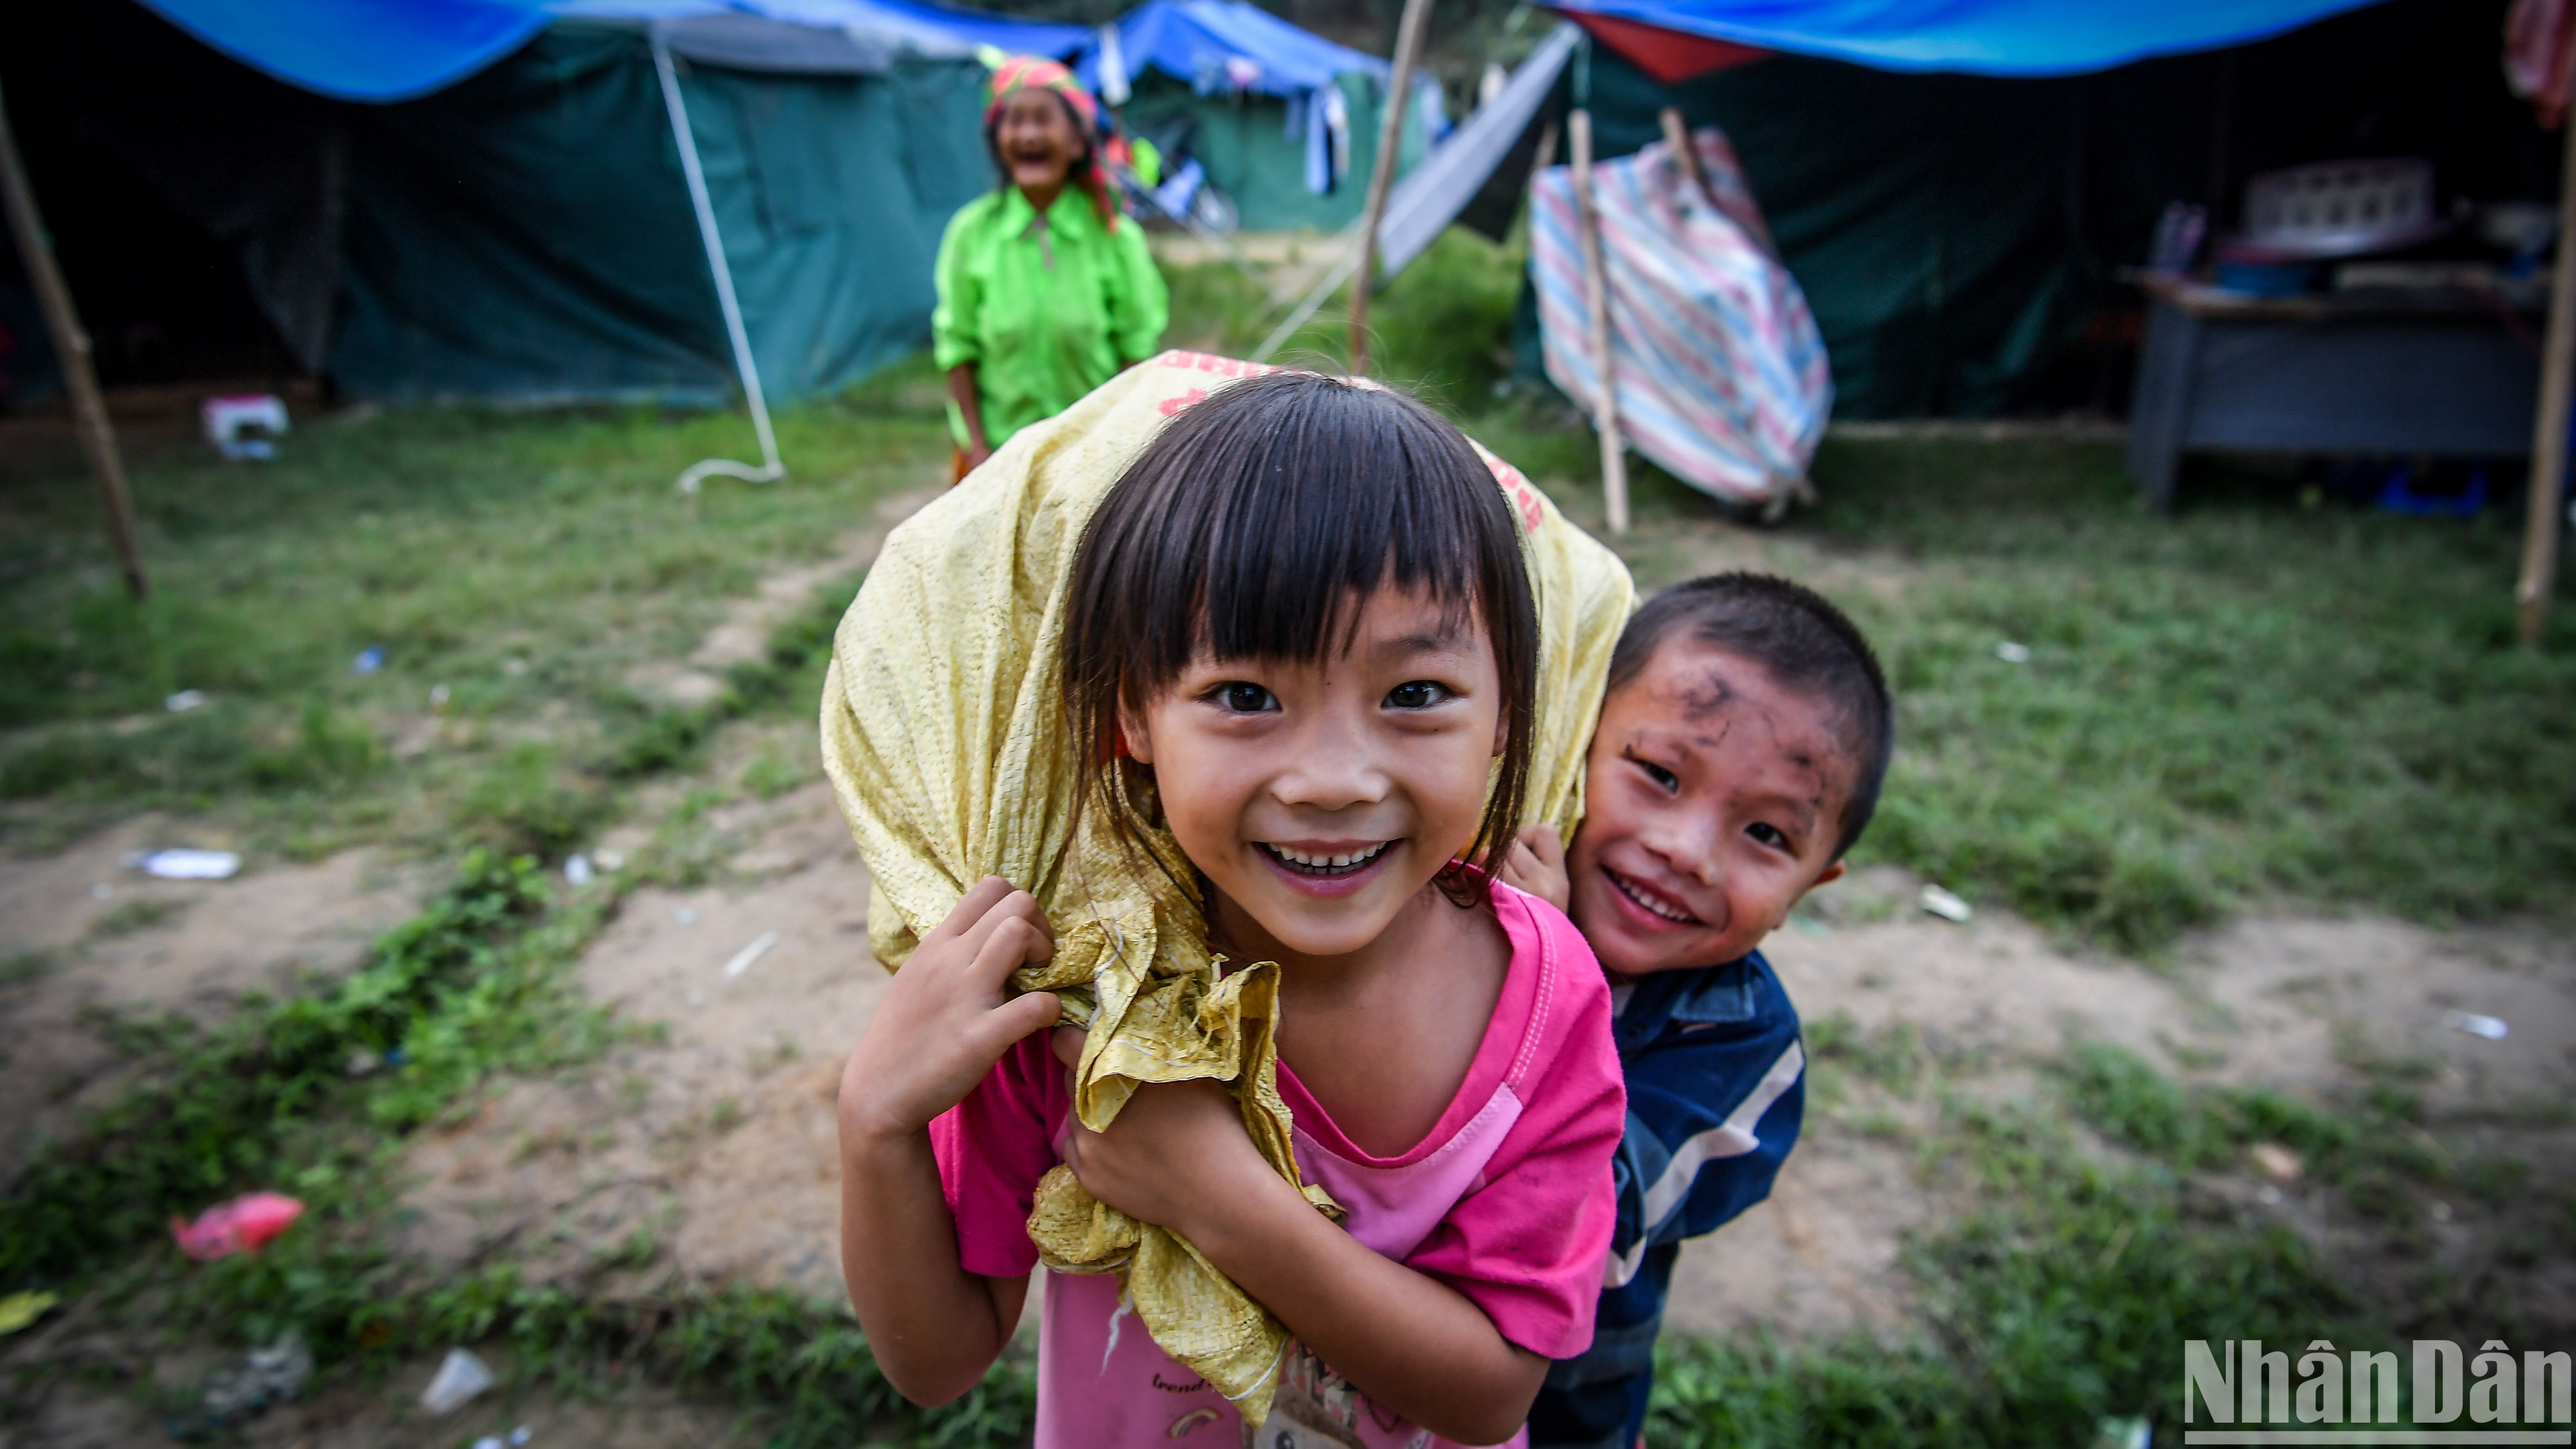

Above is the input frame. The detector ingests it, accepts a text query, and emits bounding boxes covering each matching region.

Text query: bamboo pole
[1569,108,1629,535]
[0,80,147,599]
[2516,112,2576,646]
[1346,0,1432,376]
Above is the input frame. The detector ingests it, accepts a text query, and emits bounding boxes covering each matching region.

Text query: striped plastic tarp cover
[1530,127,1831,508]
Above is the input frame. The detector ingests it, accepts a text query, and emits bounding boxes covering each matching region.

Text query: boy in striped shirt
[1500,573,1895,1449]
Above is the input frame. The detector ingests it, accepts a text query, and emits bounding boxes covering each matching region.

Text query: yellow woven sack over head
[820,351,1633,1422]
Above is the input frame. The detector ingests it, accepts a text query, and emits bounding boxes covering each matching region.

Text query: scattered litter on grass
[511,1427,533,1447]
[721,929,781,979]
[473,1437,504,1449]
[675,906,699,925]
[353,645,385,674]
[199,1334,310,1421]
[595,848,625,872]
[0,1290,58,1337]
[164,689,208,712]
[2446,1010,2508,1040]
[1994,640,2032,664]
[130,849,241,880]
[1917,884,1974,923]
[431,682,452,710]
[171,1192,304,1261]
[421,1347,495,1416]
[564,854,595,887]
[346,1046,386,1078]
[2248,1142,2304,1183]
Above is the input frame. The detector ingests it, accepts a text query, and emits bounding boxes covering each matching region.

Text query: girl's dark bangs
[1182,384,1492,676]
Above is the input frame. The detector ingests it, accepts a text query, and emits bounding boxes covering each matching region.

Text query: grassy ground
[0,371,948,861]
[1,228,2570,1443]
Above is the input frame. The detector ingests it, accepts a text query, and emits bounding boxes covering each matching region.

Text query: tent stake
[0,80,147,599]
[2517,111,2576,646]
[1569,108,1629,535]
[652,35,785,495]
[1347,0,1433,376]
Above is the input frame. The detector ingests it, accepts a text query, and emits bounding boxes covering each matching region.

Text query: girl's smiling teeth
[1607,867,1701,924]
[1260,841,1392,875]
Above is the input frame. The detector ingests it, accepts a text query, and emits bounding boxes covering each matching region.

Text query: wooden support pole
[1659,106,1716,212]
[1347,0,1432,376]
[0,80,147,600]
[1569,108,1629,535]
[2517,113,2576,646]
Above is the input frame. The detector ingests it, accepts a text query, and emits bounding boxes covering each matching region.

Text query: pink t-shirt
[929,882,1625,1449]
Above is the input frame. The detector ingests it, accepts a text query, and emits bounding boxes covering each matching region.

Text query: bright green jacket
[932,186,1169,450]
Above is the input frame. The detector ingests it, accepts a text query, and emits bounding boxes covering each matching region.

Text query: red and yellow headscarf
[985,54,1119,232]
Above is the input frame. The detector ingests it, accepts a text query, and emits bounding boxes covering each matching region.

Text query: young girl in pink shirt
[833,372,1625,1448]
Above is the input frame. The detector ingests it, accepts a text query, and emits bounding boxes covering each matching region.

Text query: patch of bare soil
[0,817,428,1187]
[393,779,880,1303]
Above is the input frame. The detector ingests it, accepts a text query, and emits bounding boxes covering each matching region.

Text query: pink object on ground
[170,1192,305,1261]
[931,882,1626,1448]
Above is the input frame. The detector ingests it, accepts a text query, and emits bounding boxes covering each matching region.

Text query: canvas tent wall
[1511,0,2551,417]
[1080,0,1444,232]
[1,0,1082,408]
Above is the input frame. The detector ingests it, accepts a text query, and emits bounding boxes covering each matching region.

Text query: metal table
[2125,275,2544,511]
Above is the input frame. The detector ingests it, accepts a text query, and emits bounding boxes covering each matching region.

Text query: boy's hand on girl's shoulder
[1050,1028,1279,1241]
[1498,823,1570,914]
[837,875,1060,1147]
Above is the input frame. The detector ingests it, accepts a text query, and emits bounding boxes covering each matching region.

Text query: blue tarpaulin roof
[132,0,1086,102]
[1078,0,1387,98]
[132,0,551,101]
[1543,0,2395,75]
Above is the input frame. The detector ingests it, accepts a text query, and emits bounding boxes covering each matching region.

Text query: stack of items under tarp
[1529,124,1831,513]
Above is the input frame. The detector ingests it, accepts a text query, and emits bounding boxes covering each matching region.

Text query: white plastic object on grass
[510,1426,534,1447]
[420,1347,494,1416]
[2446,1010,2508,1040]
[721,929,780,979]
[202,394,288,461]
[564,854,595,887]
[1994,640,2031,664]
[1917,884,1973,924]
[165,689,208,712]
[133,849,241,880]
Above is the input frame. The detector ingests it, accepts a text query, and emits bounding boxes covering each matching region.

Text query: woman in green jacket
[935,56,1169,481]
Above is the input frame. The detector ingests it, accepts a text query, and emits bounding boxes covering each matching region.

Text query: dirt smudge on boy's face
[1669,659,1839,821]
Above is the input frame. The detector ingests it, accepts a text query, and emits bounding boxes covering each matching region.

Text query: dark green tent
[3,0,1027,407]
[1120,70,1433,232]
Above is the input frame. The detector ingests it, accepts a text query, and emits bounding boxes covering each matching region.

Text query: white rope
[652,33,785,494]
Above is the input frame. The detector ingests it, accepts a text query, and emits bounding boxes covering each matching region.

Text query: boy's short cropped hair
[1606,572,1893,860]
